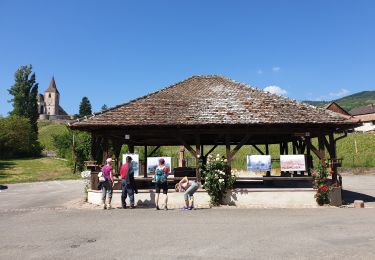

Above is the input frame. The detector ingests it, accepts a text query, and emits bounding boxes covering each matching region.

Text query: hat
[106,158,113,163]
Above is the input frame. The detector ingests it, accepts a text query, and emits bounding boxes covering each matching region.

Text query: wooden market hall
[69,75,358,191]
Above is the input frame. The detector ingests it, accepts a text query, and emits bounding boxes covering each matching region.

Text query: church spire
[45,76,59,94]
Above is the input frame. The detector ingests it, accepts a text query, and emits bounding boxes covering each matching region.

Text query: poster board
[280,155,306,171]
[247,155,272,171]
[122,153,140,177]
[147,157,172,174]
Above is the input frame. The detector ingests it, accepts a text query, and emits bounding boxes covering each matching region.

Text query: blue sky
[1,0,374,116]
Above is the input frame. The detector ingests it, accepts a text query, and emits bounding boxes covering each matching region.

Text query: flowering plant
[200,154,236,206]
[312,164,330,205]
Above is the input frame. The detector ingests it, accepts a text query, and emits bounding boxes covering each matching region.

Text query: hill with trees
[303,90,375,111]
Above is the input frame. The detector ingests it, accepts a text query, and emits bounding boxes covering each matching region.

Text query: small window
[49,93,51,98]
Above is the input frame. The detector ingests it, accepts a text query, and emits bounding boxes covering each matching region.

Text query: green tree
[0,116,34,158]
[8,65,41,156]
[101,104,108,111]
[79,96,92,117]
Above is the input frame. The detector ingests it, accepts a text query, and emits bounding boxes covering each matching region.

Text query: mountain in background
[303,91,375,112]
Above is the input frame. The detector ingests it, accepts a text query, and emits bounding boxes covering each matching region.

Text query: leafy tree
[0,116,34,158]
[52,129,92,171]
[79,96,92,117]
[101,104,108,111]
[7,65,41,156]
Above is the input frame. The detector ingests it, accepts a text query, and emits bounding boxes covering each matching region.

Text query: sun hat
[106,158,113,163]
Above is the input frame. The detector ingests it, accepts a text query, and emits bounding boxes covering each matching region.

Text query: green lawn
[38,121,68,151]
[0,157,79,184]
[154,133,375,169]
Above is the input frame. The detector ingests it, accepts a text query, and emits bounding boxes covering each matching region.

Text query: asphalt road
[1,177,375,260]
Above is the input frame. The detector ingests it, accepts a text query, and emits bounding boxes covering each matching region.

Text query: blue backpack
[155,166,168,183]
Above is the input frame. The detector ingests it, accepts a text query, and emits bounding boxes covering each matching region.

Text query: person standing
[101,158,114,210]
[175,176,200,210]
[154,158,169,210]
[120,156,138,209]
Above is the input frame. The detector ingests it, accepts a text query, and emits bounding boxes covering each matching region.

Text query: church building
[37,77,71,120]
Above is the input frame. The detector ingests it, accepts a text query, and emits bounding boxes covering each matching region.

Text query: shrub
[201,154,236,206]
[0,116,40,158]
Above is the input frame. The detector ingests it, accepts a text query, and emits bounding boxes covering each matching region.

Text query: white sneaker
[107,204,112,210]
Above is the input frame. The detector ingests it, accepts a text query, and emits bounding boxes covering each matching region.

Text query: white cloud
[257,69,263,75]
[272,67,280,72]
[329,89,350,98]
[264,85,287,96]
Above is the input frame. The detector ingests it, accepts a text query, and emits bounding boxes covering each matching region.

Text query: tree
[8,65,41,156]
[79,96,92,117]
[101,104,108,111]
[0,116,33,158]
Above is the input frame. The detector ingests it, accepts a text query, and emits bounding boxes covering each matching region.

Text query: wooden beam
[195,134,201,182]
[230,134,251,159]
[252,144,265,155]
[175,135,198,158]
[323,136,334,158]
[225,135,232,182]
[148,146,160,157]
[144,146,148,178]
[306,141,324,161]
[204,145,218,157]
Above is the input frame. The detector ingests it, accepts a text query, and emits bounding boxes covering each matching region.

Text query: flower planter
[329,186,342,207]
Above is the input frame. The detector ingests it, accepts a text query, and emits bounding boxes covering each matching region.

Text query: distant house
[324,102,351,118]
[37,77,73,120]
[349,104,375,132]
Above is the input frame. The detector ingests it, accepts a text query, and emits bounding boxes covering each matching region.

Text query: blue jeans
[121,180,135,207]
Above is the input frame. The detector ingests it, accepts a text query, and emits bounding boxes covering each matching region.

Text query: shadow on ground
[342,189,375,203]
[0,161,16,181]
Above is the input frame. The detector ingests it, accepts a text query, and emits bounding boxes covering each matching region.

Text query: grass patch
[144,133,375,169]
[0,157,79,184]
[38,121,68,151]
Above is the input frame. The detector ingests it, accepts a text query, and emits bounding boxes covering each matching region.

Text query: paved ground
[1,176,375,260]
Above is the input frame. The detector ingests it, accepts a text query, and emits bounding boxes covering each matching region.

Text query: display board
[147,157,172,174]
[122,153,140,177]
[246,155,272,171]
[280,155,306,171]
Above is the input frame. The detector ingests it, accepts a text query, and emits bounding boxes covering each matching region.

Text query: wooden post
[292,140,297,176]
[178,145,185,167]
[225,135,231,181]
[195,135,201,182]
[306,137,312,175]
[265,143,270,177]
[318,135,326,166]
[128,144,134,154]
[144,146,148,178]
[329,133,338,184]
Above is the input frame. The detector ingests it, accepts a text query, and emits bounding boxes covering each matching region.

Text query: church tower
[44,77,60,115]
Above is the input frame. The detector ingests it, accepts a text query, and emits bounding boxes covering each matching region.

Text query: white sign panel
[147,157,172,174]
[123,153,140,177]
[280,155,306,171]
[247,155,272,171]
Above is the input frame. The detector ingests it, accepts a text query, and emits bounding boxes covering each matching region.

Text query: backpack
[155,166,168,183]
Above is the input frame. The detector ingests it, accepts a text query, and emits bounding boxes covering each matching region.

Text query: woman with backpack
[101,158,114,210]
[154,158,169,210]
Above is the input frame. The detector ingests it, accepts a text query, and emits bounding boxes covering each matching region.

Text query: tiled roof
[349,104,375,116]
[70,75,356,128]
[45,77,59,94]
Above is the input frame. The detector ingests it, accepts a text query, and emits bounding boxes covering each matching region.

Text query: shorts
[155,182,168,194]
